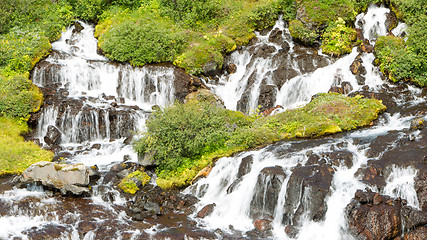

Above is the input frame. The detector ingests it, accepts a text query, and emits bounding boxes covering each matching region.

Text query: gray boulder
[19,161,91,195]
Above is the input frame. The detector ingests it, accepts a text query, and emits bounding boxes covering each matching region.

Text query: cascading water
[184,4,426,240]
[0,4,425,240]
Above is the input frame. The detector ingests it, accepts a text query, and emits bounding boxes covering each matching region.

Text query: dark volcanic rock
[197,203,216,218]
[44,125,62,146]
[346,190,427,240]
[250,166,286,219]
[258,84,278,112]
[283,164,333,225]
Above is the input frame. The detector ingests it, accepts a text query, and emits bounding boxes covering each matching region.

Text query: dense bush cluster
[321,18,356,56]
[134,92,386,188]
[374,0,426,87]
[96,0,296,74]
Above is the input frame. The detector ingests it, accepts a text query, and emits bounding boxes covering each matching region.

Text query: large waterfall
[0,5,425,240]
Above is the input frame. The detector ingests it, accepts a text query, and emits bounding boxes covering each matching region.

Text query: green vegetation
[95,0,296,74]
[321,18,357,56]
[134,92,386,189]
[118,170,151,194]
[374,0,426,87]
[0,117,53,176]
[289,20,318,46]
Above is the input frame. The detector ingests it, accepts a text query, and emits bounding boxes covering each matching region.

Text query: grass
[135,92,386,189]
[0,117,53,176]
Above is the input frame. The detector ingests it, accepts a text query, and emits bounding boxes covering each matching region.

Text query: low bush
[289,20,319,45]
[134,92,386,189]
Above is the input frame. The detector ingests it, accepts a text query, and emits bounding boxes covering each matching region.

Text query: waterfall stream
[0,4,425,240]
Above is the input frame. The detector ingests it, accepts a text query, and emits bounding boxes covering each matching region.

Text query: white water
[184,4,425,240]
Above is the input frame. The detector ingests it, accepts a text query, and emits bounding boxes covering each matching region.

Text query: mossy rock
[289,20,319,46]
[321,18,357,56]
[118,170,151,194]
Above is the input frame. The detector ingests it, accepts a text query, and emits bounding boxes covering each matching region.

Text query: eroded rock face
[283,164,333,225]
[44,125,62,146]
[18,161,92,195]
[250,166,286,219]
[346,190,427,240]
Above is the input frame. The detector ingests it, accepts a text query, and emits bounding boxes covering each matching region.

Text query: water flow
[32,21,176,148]
[185,4,424,239]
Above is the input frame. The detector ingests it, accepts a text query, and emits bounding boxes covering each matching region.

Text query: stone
[225,63,237,74]
[283,165,333,225]
[238,155,254,178]
[254,219,272,232]
[285,225,299,238]
[138,150,157,167]
[18,161,90,195]
[257,84,278,112]
[250,166,286,219]
[196,203,216,218]
[44,125,62,146]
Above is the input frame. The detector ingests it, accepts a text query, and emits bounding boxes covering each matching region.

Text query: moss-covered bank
[134,92,386,189]
[0,117,53,176]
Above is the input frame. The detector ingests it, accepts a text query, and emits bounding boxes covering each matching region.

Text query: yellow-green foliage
[95,0,296,74]
[321,18,357,56]
[374,0,427,87]
[289,20,318,45]
[0,117,53,176]
[297,0,356,27]
[0,74,43,119]
[137,93,386,189]
[118,170,151,194]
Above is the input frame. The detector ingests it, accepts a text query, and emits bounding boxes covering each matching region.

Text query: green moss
[0,117,53,176]
[289,20,319,45]
[297,0,357,28]
[117,170,151,194]
[136,92,386,189]
[321,18,356,56]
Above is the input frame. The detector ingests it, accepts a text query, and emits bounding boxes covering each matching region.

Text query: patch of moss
[289,20,319,46]
[0,117,53,176]
[117,170,151,194]
[139,93,386,189]
[321,17,357,56]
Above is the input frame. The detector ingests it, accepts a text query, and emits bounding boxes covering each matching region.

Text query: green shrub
[97,10,186,66]
[321,17,356,56]
[0,74,43,119]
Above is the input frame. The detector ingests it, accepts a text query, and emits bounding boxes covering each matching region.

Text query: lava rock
[197,203,216,218]
[44,125,62,146]
[250,166,286,219]
[254,219,272,232]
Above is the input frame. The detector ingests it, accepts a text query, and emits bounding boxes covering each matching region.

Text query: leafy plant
[321,17,356,56]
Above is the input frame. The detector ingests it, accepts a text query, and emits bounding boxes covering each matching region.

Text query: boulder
[18,161,91,195]
[138,150,157,167]
[250,166,286,219]
[346,190,427,240]
[44,125,62,146]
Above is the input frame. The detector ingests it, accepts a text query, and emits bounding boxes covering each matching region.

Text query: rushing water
[0,4,425,240]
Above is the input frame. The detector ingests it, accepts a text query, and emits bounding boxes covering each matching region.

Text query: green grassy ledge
[134,92,386,189]
[0,117,53,176]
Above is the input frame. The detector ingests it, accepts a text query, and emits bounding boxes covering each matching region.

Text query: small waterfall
[383,165,420,209]
[32,21,177,149]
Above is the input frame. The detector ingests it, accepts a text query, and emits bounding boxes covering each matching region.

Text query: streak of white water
[383,165,420,209]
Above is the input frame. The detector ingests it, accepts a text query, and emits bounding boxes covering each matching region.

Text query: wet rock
[296,53,329,74]
[268,28,290,51]
[254,219,272,232]
[44,125,62,146]
[356,163,386,188]
[341,81,353,95]
[283,164,333,225]
[91,143,101,150]
[72,21,84,34]
[385,11,398,32]
[250,166,286,219]
[359,39,374,53]
[258,84,278,112]
[402,226,427,240]
[173,67,201,102]
[203,61,221,76]
[401,206,427,229]
[253,44,276,58]
[197,203,216,218]
[238,155,254,178]
[285,225,299,238]
[18,161,90,195]
[350,55,367,76]
[225,63,237,74]
[415,169,427,211]
[323,150,354,169]
[23,224,71,240]
[346,190,427,240]
[272,64,299,87]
